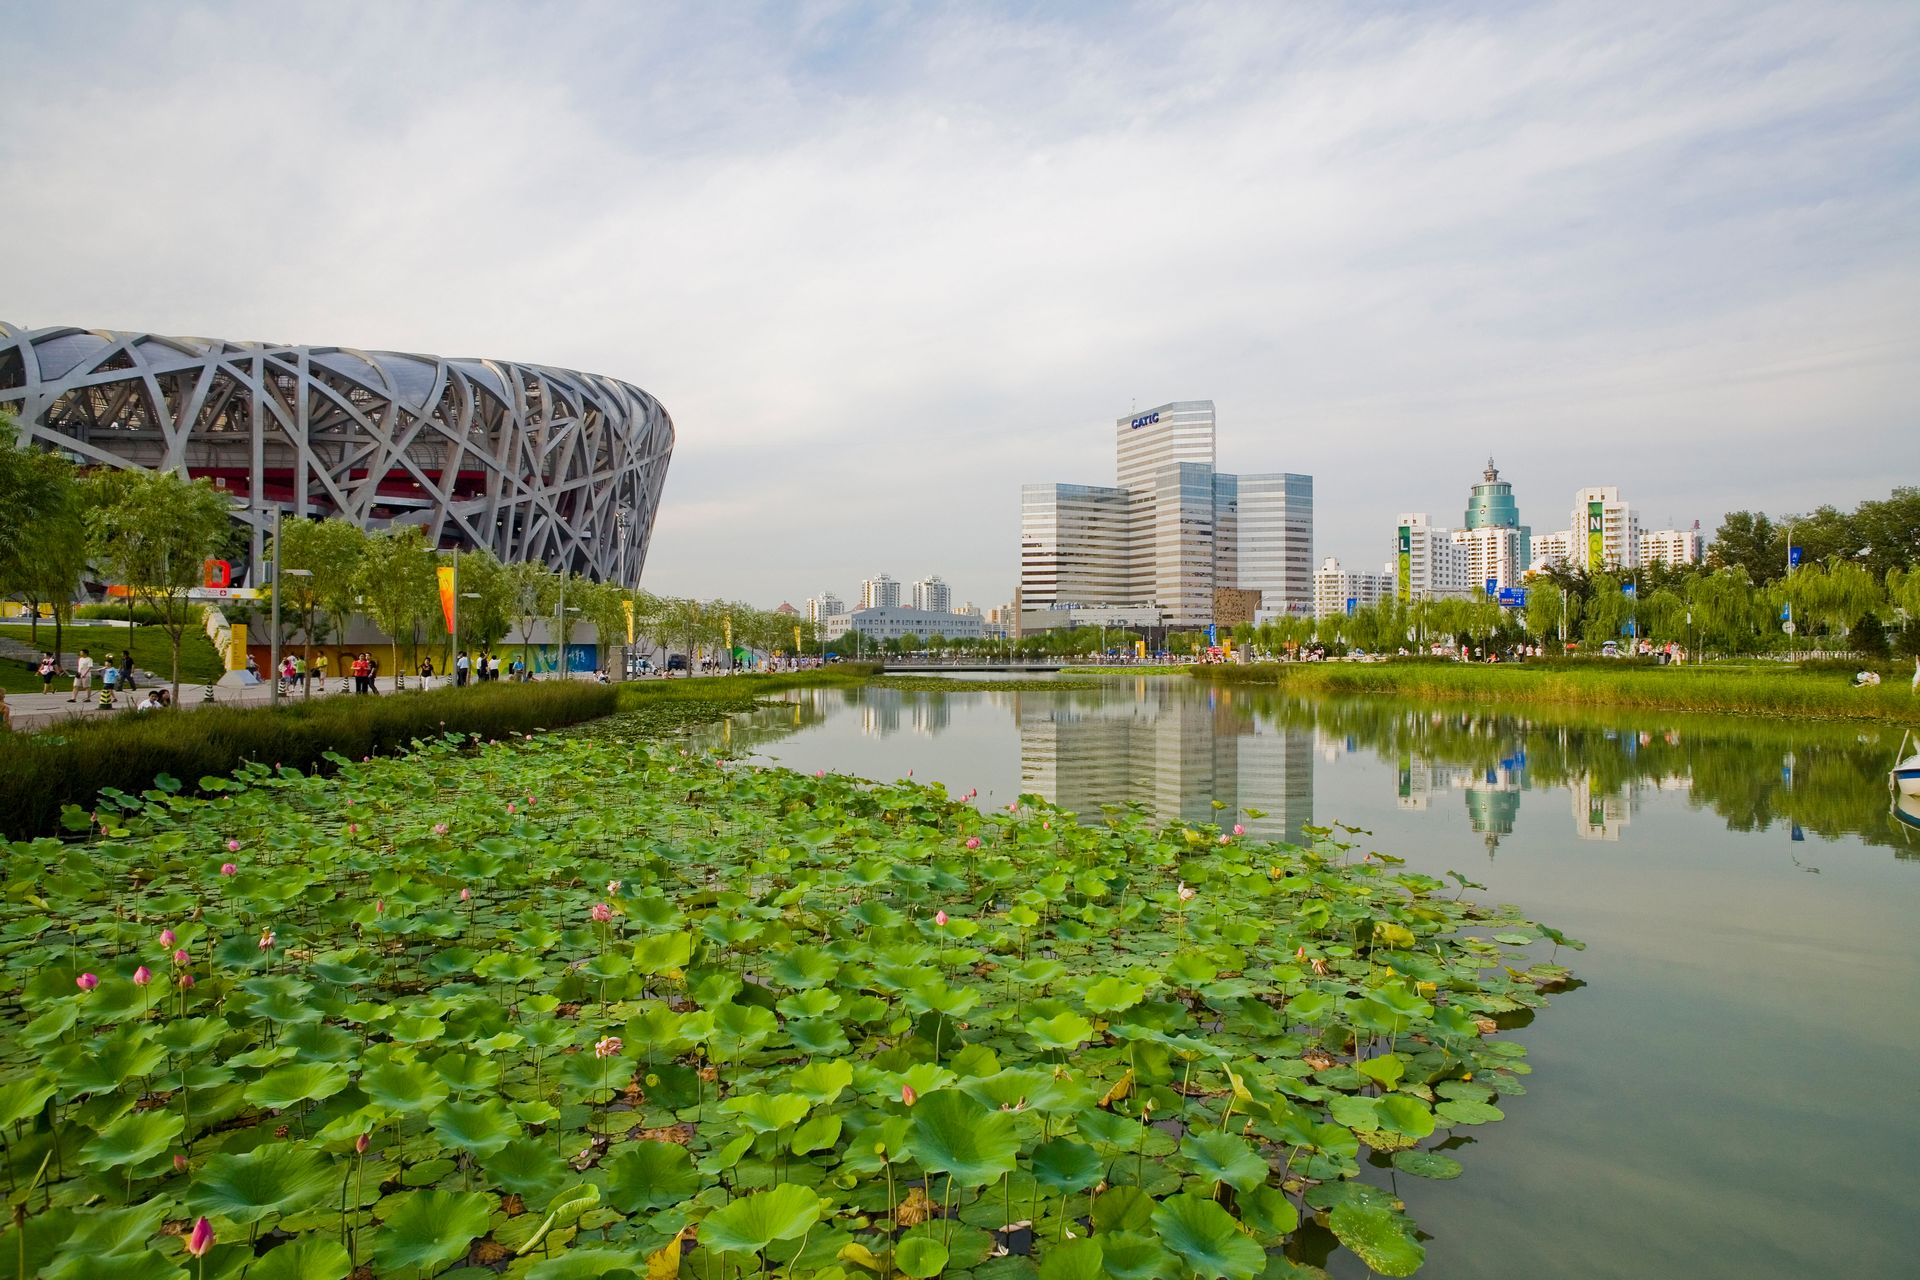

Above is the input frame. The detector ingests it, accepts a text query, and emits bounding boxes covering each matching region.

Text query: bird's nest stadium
[0,322,673,585]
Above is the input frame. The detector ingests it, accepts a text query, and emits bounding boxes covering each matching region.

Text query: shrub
[0,681,618,839]
[73,602,206,628]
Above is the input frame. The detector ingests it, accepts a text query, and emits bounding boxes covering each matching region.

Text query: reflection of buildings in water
[1016,686,1313,844]
[1392,745,1527,853]
[1570,775,1632,841]
[910,695,950,737]
[859,690,904,737]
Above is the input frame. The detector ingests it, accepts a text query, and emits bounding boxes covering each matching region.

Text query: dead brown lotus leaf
[895,1185,936,1227]
[1302,1050,1337,1072]
[633,1123,697,1146]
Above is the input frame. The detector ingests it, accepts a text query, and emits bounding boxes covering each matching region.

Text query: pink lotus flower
[173,1153,188,1172]
[590,902,612,923]
[1295,947,1306,960]
[225,839,240,853]
[186,1217,214,1258]
[1177,882,1196,903]
[901,1084,916,1107]
[814,770,824,778]
[935,911,949,927]
[1233,824,1245,836]
[594,1036,622,1059]
[1219,834,1230,845]
[75,973,98,991]
[158,928,176,947]
[258,928,275,951]
[506,802,516,813]
[460,887,472,902]
[219,862,237,876]
[432,823,449,836]
[173,949,189,966]
[606,879,622,895]
[178,973,195,989]
[374,900,385,915]
[965,837,981,850]
[1007,803,1018,812]
[355,1132,371,1155]
[133,966,152,987]
[348,822,360,834]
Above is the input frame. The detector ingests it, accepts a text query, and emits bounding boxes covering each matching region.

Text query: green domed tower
[1464,458,1530,570]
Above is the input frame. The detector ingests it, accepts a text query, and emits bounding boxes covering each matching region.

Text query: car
[1601,640,1621,657]
[666,654,689,672]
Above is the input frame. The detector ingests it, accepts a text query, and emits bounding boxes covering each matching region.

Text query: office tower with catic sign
[1020,400,1312,629]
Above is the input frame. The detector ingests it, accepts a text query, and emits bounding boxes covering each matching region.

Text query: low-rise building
[1640,526,1703,567]
[825,606,986,641]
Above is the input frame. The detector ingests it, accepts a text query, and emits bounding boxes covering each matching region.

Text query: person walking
[101,658,120,708]
[313,651,328,692]
[120,651,137,692]
[455,650,470,687]
[368,654,381,693]
[68,648,94,702]
[419,656,435,686]
[36,652,57,694]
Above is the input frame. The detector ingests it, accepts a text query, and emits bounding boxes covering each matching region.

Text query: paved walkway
[7,673,507,732]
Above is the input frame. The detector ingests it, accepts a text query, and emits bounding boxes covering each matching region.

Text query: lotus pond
[0,711,1576,1280]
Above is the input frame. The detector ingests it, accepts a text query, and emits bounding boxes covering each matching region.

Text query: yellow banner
[622,598,635,645]
[437,566,456,635]
[723,616,733,651]
[793,624,802,653]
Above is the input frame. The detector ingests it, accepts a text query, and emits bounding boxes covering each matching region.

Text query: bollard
[98,687,114,710]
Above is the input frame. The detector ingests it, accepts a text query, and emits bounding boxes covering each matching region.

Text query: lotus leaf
[1180,1132,1269,1193]
[1150,1192,1266,1280]
[431,1098,521,1155]
[191,1144,339,1225]
[80,1110,185,1171]
[605,1140,702,1213]
[372,1188,495,1275]
[906,1088,1019,1187]
[244,1234,353,1280]
[244,1062,349,1110]
[1328,1202,1425,1277]
[698,1183,822,1255]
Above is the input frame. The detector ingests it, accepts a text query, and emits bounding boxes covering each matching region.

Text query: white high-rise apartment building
[1394,514,1472,601]
[1530,530,1573,572]
[1020,401,1313,627]
[1313,557,1393,618]
[1640,526,1703,567]
[910,575,952,613]
[804,593,845,628]
[1453,526,1528,595]
[859,573,901,610]
[1533,488,1640,574]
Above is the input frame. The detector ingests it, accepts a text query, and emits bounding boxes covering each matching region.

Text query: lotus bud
[159,928,176,947]
[133,966,152,986]
[173,1154,188,1172]
[173,949,189,966]
[1177,882,1197,903]
[76,972,98,991]
[1232,824,1245,836]
[432,822,449,836]
[355,1132,371,1155]
[219,862,237,876]
[901,1084,916,1107]
[185,1217,214,1257]
[258,928,275,950]
[178,972,195,988]
[460,887,472,902]
[965,837,981,850]
[590,902,612,923]
[935,911,948,926]
[225,839,240,852]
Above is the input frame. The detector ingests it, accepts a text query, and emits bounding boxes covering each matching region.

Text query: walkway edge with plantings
[0,668,877,840]
[1191,661,1920,721]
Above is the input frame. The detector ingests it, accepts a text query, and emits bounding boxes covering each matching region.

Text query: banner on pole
[437,566,456,635]
[622,598,635,645]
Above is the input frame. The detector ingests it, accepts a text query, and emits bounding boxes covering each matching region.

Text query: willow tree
[271,517,367,697]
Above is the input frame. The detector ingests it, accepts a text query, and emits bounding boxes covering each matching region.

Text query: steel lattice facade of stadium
[0,322,673,586]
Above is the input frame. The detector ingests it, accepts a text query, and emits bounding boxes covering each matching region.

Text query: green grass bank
[1193,660,1920,721]
[0,667,877,839]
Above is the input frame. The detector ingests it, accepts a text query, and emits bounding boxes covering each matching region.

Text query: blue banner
[1789,545,1804,567]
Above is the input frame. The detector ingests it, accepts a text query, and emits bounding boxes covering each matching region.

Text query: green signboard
[1396,525,1412,602]
[1586,500,1604,570]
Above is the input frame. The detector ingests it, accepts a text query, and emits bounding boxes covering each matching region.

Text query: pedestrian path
[6,675,428,732]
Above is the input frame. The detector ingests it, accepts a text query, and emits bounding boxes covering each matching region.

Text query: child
[37,652,57,693]
[101,660,121,708]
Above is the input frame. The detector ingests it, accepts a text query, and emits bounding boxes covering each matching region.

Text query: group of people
[451,651,513,685]
[32,648,142,705]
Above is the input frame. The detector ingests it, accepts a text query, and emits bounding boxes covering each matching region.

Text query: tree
[355,526,438,683]
[1708,510,1779,583]
[579,579,632,678]
[271,517,366,697]
[509,561,559,674]
[84,468,234,700]
[3,449,87,655]
[1852,488,1920,578]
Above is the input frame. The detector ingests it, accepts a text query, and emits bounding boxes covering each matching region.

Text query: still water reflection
[693,678,1920,1279]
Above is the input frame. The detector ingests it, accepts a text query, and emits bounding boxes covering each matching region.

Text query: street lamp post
[266,509,313,708]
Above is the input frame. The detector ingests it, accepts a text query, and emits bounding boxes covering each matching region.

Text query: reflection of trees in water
[1253,693,1917,858]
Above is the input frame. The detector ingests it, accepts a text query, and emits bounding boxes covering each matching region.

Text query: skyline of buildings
[1021,400,1314,628]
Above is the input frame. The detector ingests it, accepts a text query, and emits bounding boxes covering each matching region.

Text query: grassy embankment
[0,622,224,692]
[1058,663,1191,676]
[1194,660,1919,721]
[0,666,878,839]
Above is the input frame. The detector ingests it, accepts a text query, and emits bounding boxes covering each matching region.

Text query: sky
[4,0,1916,609]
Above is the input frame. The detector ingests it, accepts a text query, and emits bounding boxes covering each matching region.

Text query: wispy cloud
[5,1,1915,604]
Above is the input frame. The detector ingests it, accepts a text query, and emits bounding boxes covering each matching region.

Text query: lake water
[695,675,1920,1280]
